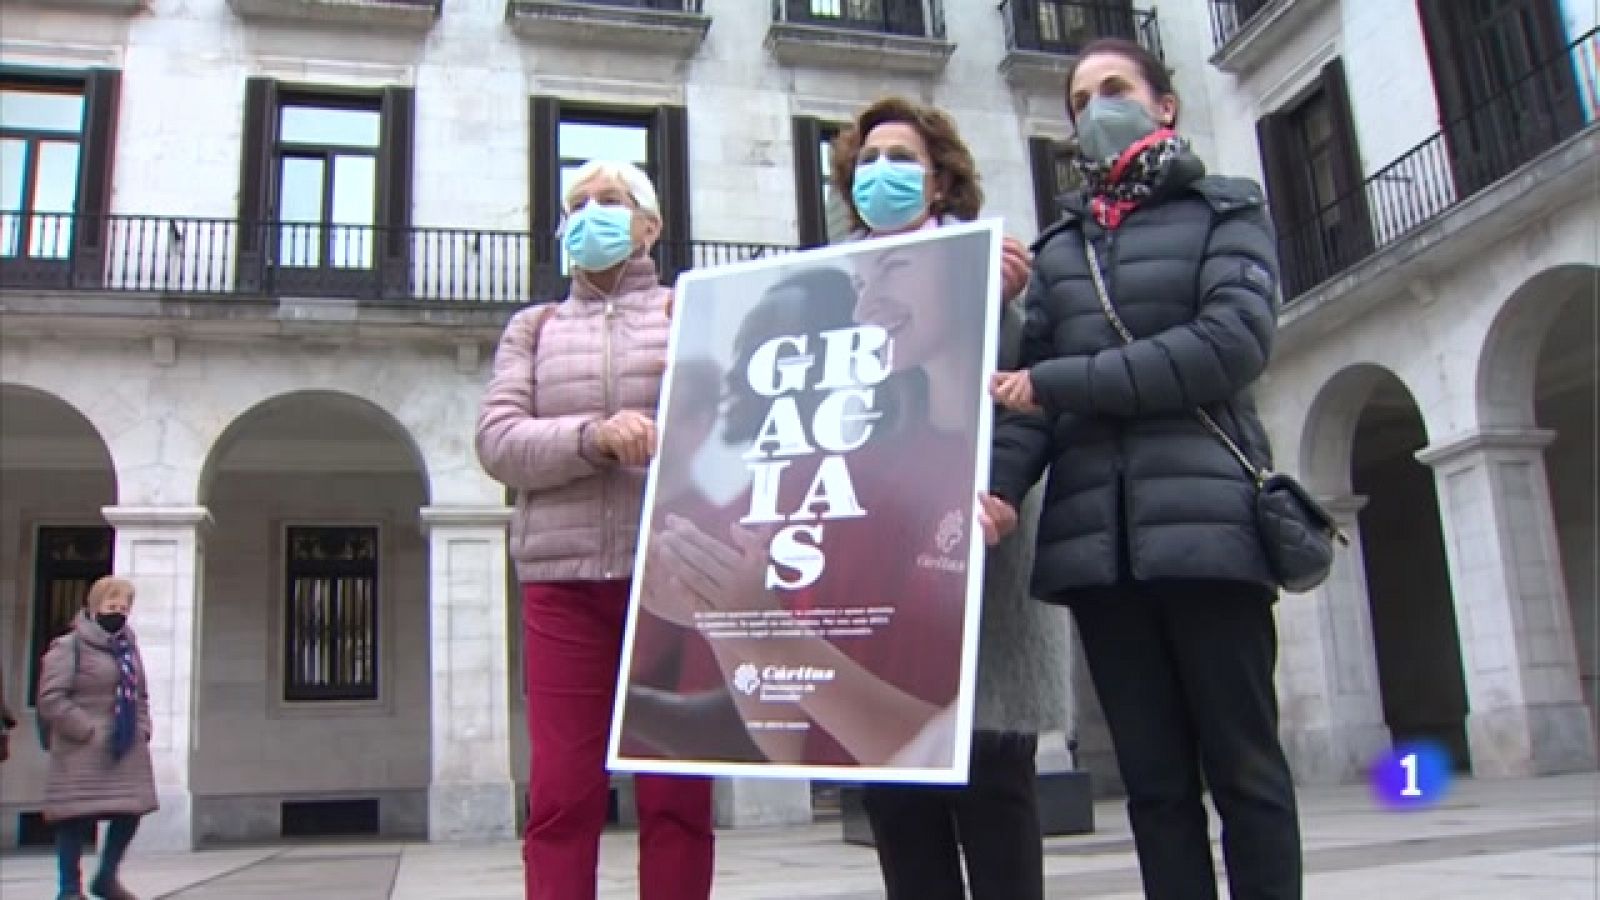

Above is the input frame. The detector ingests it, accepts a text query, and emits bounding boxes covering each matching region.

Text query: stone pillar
[1416,429,1597,777]
[1274,495,1391,784]
[420,505,518,841]
[102,505,210,852]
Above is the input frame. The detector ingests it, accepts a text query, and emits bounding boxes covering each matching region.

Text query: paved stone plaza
[2,772,1596,898]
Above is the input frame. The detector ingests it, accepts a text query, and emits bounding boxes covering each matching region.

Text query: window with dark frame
[27,526,114,706]
[1255,58,1371,298]
[1027,136,1080,232]
[236,79,413,299]
[0,68,118,289]
[283,526,380,703]
[792,116,851,248]
[528,96,692,287]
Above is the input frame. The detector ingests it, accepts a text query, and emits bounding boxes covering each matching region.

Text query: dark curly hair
[829,96,983,231]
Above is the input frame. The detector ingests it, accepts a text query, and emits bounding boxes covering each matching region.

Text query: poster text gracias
[738,325,893,590]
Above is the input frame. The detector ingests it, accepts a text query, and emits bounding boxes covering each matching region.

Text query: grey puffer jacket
[37,614,157,822]
[990,156,1280,600]
[847,218,1067,735]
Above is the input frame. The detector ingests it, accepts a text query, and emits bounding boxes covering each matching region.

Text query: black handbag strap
[1082,238,1348,546]
[1082,239,1267,486]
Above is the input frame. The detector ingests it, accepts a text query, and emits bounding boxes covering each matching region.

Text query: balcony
[766,0,955,75]
[999,0,1163,90]
[227,0,440,30]
[507,0,710,56]
[0,214,790,311]
[1276,28,1598,307]
[1208,0,1333,75]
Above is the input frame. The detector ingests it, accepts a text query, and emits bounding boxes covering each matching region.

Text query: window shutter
[792,116,825,248]
[529,95,561,296]
[1318,59,1373,262]
[379,86,414,299]
[1254,112,1302,295]
[1027,136,1063,233]
[653,103,691,280]
[236,77,279,293]
[72,68,120,288]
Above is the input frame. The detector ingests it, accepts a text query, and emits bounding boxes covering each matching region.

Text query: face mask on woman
[1076,96,1162,162]
[96,612,127,634]
[852,157,928,233]
[563,203,636,272]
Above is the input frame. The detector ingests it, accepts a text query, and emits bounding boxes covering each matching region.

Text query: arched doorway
[1532,292,1597,741]
[0,385,118,846]
[193,391,430,843]
[1349,373,1471,770]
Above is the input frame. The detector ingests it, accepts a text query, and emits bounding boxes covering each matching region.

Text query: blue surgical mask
[852,158,928,233]
[562,203,635,272]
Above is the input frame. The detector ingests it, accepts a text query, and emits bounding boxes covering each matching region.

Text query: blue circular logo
[1368,741,1453,810]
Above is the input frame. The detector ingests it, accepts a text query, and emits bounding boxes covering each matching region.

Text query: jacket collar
[568,255,661,307]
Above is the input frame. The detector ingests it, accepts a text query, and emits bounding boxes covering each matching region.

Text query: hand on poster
[1000,236,1033,300]
[990,370,1040,413]
[655,515,777,613]
[595,410,657,467]
[977,493,1018,546]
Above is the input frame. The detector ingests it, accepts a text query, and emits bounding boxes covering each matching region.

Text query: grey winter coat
[37,613,157,822]
[990,157,1281,600]
[845,219,1068,735]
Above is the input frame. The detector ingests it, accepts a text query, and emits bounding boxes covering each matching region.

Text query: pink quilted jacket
[475,256,671,583]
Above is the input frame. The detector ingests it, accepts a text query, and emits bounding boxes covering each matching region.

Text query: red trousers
[521,580,714,900]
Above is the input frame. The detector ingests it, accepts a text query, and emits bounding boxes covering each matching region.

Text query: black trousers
[862,731,1042,900]
[1072,582,1302,900]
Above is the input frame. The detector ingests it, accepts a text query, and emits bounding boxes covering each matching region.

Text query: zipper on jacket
[601,297,616,579]
[1097,228,1133,582]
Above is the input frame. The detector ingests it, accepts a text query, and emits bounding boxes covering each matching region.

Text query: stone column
[1416,429,1597,776]
[101,505,210,852]
[1274,495,1391,784]
[420,505,518,841]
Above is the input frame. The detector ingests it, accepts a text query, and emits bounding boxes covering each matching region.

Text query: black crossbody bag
[1083,238,1347,593]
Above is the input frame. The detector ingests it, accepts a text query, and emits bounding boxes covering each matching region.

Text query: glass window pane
[28,141,78,259]
[280,105,381,148]
[331,154,375,269]
[558,120,649,164]
[279,156,325,268]
[1,138,23,257]
[0,89,84,133]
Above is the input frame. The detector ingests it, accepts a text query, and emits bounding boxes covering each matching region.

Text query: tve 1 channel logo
[1368,741,1454,810]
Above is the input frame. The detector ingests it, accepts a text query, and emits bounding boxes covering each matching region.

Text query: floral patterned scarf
[108,632,138,760]
[1073,128,1191,231]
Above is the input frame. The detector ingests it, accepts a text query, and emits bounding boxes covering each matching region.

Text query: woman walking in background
[475,159,713,900]
[989,37,1303,900]
[37,576,157,900]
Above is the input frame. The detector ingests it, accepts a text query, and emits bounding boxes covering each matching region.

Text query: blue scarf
[108,633,138,760]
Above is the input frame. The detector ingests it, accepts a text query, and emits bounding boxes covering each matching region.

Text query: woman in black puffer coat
[987,37,1303,900]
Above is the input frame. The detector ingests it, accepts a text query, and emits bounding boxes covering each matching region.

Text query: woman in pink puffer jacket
[475,160,712,900]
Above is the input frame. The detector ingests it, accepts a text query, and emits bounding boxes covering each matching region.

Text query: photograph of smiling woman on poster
[615,223,1001,780]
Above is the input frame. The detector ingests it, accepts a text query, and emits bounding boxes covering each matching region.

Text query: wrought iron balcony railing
[1002,0,1163,60]
[0,214,790,306]
[773,0,945,40]
[1208,0,1272,49]
[1276,27,1597,301]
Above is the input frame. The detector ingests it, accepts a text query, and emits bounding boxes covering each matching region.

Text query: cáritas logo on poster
[738,326,893,591]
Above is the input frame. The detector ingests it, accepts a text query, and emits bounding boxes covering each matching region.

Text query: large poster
[607,221,1003,784]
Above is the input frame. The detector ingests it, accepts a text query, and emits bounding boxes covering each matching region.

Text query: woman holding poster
[475,160,714,900]
[990,37,1303,900]
[645,97,1066,900]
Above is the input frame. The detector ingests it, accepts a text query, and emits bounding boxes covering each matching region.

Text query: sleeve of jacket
[989,279,1055,508]
[37,637,95,743]
[475,306,610,492]
[1028,203,1279,418]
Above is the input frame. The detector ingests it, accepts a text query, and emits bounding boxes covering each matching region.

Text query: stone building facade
[1,0,1595,853]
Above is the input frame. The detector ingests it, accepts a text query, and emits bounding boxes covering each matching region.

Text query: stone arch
[198,389,431,505]
[1298,363,1425,497]
[1476,264,1598,429]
